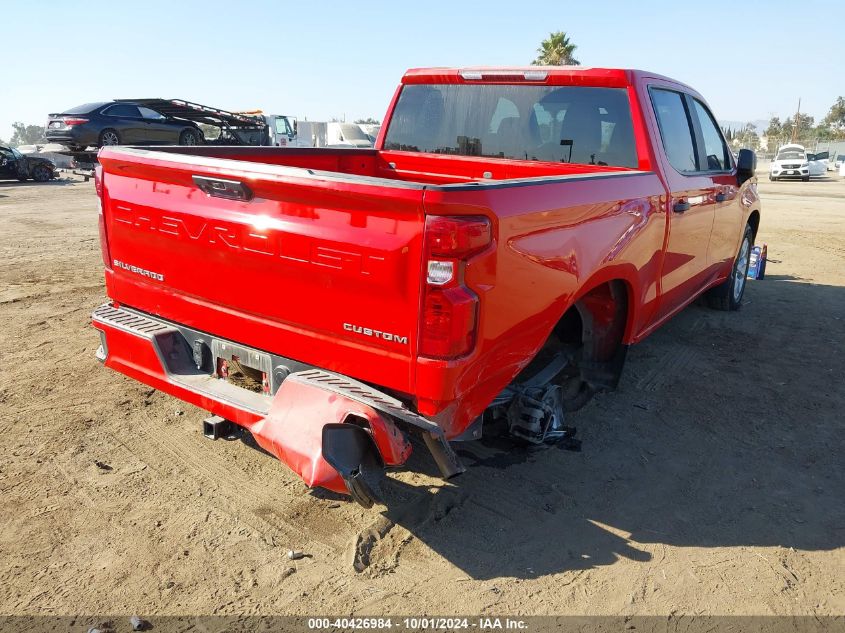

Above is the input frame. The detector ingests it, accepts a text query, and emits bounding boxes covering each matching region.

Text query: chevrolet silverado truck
[92,67,760,507]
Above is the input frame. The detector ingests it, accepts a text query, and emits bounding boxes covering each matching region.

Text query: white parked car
[770,144,810,181]
[834,154,844,170]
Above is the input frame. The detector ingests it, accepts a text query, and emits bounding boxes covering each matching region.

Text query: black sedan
[45,102,203,150]
[0,146,57,182]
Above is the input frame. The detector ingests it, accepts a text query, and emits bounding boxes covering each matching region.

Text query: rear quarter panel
[418,171,667,435]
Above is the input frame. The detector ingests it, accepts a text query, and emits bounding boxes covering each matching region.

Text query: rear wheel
[32,165,52,182]
[706,224,752,311]
[179,129,201,145]
[99,129,120,147]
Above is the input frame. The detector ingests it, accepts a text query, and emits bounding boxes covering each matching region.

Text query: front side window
[275,118,292,136]
[692,99,730,171]
[384,84,638,168]
[650,88,698,173]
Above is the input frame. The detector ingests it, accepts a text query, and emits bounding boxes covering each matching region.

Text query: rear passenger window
[650,89,698,173]
[692,99,730,171]
[103,104,141,118]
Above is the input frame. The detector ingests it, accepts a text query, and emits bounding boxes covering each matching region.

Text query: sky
[2,0,841,141]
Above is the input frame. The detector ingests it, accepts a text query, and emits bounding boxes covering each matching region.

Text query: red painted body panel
[93,322,264,427]
[94,67,760,461]
[246,379,411,493]
[93,320,410,493]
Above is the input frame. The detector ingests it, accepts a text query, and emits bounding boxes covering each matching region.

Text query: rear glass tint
[63,103,107,114]
[384,84,638,168]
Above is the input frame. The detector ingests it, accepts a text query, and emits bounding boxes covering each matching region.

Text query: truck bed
[129,145,635,186]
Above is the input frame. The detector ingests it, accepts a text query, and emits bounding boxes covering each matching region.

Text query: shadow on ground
[356,275,845,579]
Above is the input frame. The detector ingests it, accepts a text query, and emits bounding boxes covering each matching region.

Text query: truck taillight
[94,165,112,269]
[419,216,491,359]
[424,215,491,258]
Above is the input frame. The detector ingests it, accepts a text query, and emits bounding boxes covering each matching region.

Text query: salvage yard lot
[0,173,843,615]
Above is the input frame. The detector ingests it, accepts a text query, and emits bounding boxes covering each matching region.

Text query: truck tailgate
[97,147,426,392]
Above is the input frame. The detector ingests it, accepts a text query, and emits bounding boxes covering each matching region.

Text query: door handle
[193,175,253,201]
[672,200,690,213]
[715,192,727,202]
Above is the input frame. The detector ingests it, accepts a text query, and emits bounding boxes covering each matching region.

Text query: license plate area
[212,339,272,394]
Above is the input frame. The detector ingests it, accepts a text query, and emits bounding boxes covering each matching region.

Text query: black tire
[769,176,775,181]
[32,165,52,182]
[98,129,121,147]
[179,129,201,146]
[802,176,810,182]
[16,176,28,182]
[706,224,753,311]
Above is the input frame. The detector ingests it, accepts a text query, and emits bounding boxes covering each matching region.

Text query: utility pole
[791,98,801,143]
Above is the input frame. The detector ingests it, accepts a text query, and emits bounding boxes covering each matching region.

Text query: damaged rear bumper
[91,303,464,503]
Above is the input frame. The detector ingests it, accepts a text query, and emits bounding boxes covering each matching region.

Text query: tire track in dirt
[107,407,350,555]
[635,346,700,392]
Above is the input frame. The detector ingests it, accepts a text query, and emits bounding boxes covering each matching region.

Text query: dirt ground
[0,168,843,617]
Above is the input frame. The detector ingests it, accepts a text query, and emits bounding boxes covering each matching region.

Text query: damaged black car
[0,146,58,182]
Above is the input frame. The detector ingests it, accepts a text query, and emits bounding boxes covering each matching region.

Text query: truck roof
[402,67,685,89]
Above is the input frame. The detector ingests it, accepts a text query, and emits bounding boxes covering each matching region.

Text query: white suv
[769,144,810,181]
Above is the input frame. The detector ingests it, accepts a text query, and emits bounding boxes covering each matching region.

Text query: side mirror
[737,149,756,185]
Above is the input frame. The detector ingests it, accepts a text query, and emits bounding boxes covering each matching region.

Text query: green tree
[765,116,782,139]
[821,96,845,136]
[733,123,760,151]
[354,117,380,125]
[9,122,47,146]
[764,117,784,151]
[782,113,814,142]
[532,31,580,66]
[813,123,835,141]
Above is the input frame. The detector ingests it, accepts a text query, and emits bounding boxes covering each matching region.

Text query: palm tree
[532,31,580,66]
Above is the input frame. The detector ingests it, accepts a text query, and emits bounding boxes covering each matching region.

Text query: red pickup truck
[92,67,760,506]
